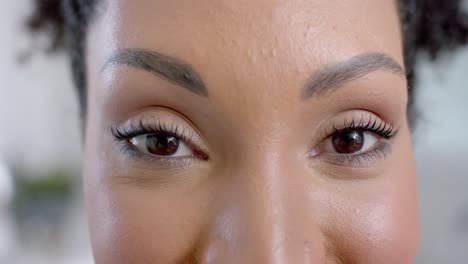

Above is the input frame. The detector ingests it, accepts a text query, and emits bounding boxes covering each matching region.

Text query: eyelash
[331,115,397,138]
[112,120,188,142]
[111,120,203,160]
[112,115,397,168]
[317,116,399,167]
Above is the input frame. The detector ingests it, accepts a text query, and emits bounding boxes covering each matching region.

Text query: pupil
[146,134,179,156]
[332,130,364,154]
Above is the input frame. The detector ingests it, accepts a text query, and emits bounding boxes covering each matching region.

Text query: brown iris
[332,130,364,154]
[146,133,179,156]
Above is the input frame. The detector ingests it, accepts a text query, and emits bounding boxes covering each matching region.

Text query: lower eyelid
[117,140,203,169]
[318,142,392,167]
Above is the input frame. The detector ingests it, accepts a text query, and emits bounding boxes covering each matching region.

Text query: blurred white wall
[0,0,81,172]
[414,51,468,263]
[0,0,467,263]
[0,1,89,263]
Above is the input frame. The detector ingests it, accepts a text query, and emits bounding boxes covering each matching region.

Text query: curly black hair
[27,0,468,121]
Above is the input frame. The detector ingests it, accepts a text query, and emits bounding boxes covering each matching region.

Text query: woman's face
[83,0,419,263]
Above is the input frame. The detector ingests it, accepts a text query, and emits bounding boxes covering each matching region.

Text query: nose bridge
[198,148,326,263]
[243,153,325,263]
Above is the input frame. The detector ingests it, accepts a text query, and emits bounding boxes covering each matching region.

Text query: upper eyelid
[112,115,188,138]
[319,114,398,141]
[112,120,192,143]
[110,117,210,156]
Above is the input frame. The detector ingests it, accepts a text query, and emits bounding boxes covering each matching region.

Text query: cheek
[83,156,208,263]
[343,200,418,263]
[322,180,419,263]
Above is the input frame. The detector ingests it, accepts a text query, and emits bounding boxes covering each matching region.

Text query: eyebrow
[103,48,208,97]
[300,53,405,100]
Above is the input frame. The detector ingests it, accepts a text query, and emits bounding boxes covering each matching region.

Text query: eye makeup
[309,112,400,168]
[111,110,209,165]
[110,108,399,170]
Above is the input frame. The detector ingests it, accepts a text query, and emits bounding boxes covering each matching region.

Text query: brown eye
[146,134,179,156]
[129,133,193,157]
[332,130,364,154]
[309,129,380,158]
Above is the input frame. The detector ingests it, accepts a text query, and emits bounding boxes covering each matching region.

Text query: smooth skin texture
[83,0,419,263]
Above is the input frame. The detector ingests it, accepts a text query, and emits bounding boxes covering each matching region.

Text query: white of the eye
[358,132,379,153]
[130,135,193,157]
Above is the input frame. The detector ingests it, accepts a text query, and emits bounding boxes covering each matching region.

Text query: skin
[83,0,419,263]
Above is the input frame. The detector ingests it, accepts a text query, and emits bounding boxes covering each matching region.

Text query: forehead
[87,0,404,122]
[90,0,402,67]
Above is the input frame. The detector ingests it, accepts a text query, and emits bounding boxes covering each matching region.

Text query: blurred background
[0,0,467,263]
